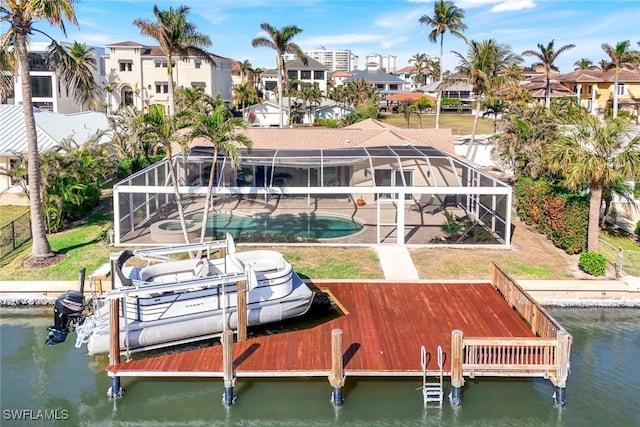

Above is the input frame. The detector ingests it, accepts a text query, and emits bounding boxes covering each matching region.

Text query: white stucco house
[243,98,356,127]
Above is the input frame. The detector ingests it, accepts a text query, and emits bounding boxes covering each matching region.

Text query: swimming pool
[186,212,363,239]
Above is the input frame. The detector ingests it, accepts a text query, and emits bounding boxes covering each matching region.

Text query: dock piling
[450,330,464,406]
[328,329,345,406]
[237,280,247,342]
[553,330,572,407]
[222,329,236,406]
[108,298,124,399]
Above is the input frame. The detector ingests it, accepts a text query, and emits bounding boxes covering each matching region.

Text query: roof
[0,105,109,156]
[189,119,455,155]
[285,57,328,70]
[345,69,405,84]
[557,68,640,83]
[106,41,145,47]
[419,81,473,92]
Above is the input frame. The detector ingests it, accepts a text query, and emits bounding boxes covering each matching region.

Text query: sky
[10,0,640,74]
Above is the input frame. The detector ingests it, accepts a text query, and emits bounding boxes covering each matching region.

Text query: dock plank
[107,282,534,377]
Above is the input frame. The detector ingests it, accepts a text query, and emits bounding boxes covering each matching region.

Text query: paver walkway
[376,244,419,280]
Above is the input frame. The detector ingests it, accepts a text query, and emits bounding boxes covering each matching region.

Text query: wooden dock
[108,282,533,377]
[105,265,573,406]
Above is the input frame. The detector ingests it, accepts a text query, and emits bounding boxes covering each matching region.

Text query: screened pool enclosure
[112,145,512,246]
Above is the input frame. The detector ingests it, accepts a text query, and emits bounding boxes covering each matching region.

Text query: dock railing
[454,264,572,389]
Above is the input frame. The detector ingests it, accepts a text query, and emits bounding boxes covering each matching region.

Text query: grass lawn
[378,113,496,135]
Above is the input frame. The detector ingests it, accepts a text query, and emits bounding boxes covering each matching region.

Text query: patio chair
[410,194,444,214]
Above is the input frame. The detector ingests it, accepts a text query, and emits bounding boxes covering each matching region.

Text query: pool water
[186,212,363,239]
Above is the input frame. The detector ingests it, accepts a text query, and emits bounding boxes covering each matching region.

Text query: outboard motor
[46,269,87,345]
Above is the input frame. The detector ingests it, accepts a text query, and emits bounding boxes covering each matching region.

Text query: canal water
[1,306,638,426]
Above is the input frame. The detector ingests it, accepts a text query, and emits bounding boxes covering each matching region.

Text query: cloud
[455,0,536,12]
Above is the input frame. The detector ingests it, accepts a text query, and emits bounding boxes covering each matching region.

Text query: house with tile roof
[0,105,109,201]
[103,41,232,112]
[556,68,640,116]
[344,67,409,95]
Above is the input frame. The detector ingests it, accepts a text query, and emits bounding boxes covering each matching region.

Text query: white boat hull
[70,238,315,355]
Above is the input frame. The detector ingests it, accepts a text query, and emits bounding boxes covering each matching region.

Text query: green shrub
[514,177,588,254]
[316,118,339,128]
[117,155,164,179]
[578,252,607,276]
[635,220,640,239]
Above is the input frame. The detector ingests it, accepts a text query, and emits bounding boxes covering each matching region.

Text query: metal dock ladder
[420,345,444,406]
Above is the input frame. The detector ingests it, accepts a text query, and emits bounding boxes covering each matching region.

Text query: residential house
[556,68,640,115]
[344,64,409,95]
[2,41,105,113]
[113,119,514,247]
[103,41,232,112]
[0,105,109,203]
[243,98,356,127]
[261,58,329,101]
[419,80,474,113]
[395,65,432,92]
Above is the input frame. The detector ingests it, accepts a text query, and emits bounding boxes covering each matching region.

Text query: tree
[103,69,119,113]
[140,104,191,243]
[133,5,212,117]
[410,53,429,86]
[48,41,99,110]
[522,39,575,109]
[601,40,635,118]
[419,0,467,130]
[189,106,252,242]
[252,23,307,128]
[1,0,93,264]
[574,58,596,70]
[399,103,418,128]
[452,39,522,158]
[232,83,260,118]
[414,95,435,128]
[238,59,253,83]
[175,85,218,115]
[545,116,640,252]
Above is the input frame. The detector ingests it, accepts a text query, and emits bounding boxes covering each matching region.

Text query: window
[288,70,297,79]
[300,70,311,79]
[119,62,132,72]
[616,83,626,96]
[124,90,134,106]
[314,70,324,80]
[155,61,161,68]
[28,53,48,71]
[195,60,201,69]
[155,83,169,94]
[30,76,52,97]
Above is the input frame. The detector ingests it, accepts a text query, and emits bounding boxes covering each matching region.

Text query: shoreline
[1,277,639,308]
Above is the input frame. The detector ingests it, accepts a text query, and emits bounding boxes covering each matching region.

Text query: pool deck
[122,194,465,246]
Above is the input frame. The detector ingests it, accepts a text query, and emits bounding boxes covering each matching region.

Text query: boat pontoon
[46,235,315,355]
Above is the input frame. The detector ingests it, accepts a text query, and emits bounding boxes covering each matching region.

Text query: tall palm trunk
[199,148,219,243]
[167,54,176,116]
[435,35,444,130]
[587,184,603,252]
[545,76,551,109]
[277,55,284,128]
[166,157,191,244]
[612,67,619,118]
[465,98,482,159]
[16,32,53,259]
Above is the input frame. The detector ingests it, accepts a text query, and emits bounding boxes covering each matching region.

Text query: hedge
[514,177,589,254]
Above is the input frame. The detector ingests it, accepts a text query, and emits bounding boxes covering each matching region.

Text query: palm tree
[189,106,253,242]
[48,41,99,110]
[453,39,522,157]
[601,40,635,118]
[103,69,119,113]
[175,85,218,115]
[238,59,253,83]
[410,53,429,86]
[522,40,575,109]
[140,104,191,243]
[597,59,610,70]
[545,116,640,252]
[133,5,212,117]
[419,0,467,130]
[574,58,596,70]
[252,23,308,128]
[1,0,88,264]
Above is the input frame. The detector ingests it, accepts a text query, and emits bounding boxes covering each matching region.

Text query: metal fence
[0,212,31,259]
[599,237,640,278]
